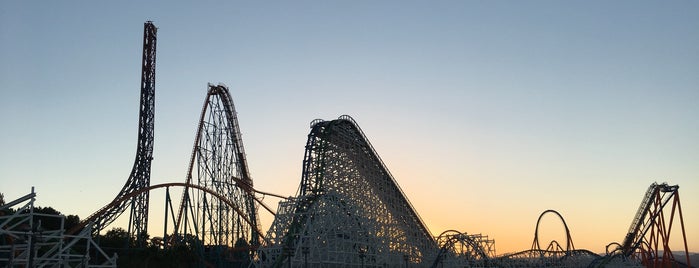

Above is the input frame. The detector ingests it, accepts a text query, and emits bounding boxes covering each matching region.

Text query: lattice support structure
[173,84,260,265]
[627,183,690,267]
[259,115,438,267]
[0,188,117,267]
[432,230,496,268]
[591,182,690,268]
[76,21,157,247]
[126,20,158,246]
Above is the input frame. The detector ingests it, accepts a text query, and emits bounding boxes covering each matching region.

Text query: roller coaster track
[173,83,261,249]
[595,182,692,267]
[69,183,268,245]
[260,115,438,267]
[71,81,273,266]
[73,22,156,247]
[54,20,694,268]
[492,209,600,267]
[431,230,495,267]
[497,248,599,267]
[621,183,675,255]
[75,183,267,244]
[532,209,575,252]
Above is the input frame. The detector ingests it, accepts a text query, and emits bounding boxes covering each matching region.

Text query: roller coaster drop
[171,83,262,263]
[260,116,439,267]
[592,182,691,267]
[72,21,157,248]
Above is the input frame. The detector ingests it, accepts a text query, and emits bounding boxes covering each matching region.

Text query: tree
[0,192,11,215]
[64,214,80,231]
[100,227,134,249]
[0,193,8,215]
[28,206,80,232]
[95,229,205,267]
[232,237,252,267]
[33,206,63,230]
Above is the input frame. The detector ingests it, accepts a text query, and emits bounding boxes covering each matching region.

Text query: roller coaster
[260,116,438,267]
[590,183,691,267]
[1,21,693,267]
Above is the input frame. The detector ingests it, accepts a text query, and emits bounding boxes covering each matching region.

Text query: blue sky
[1,1,698,253]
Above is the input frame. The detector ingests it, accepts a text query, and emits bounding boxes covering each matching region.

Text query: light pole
[302,246,309,268]
[358,246,366,268]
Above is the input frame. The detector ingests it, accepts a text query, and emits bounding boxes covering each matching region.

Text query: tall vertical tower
[126,20,157,247]
[80,21,156,247]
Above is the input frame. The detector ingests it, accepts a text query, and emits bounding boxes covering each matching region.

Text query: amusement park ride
[0,22,692,268]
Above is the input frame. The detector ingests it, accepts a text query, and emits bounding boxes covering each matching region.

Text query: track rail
[432,230,495,267]
[75,22,156,247]
[261,115,438,267]
[300,115,433,241]
[531,209,575,252]
[172,83,261,248]
[593,182,691,267]
[69,183,268,245]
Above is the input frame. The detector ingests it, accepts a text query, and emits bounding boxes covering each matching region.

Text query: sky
[1,1,698,255]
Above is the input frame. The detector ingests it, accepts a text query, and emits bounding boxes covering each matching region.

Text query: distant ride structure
[432,230,496,267]
[496,210,600,268]
[592,182,691,268]
[531,209,575,253]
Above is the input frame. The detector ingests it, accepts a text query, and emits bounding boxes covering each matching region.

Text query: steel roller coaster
[68,21,157,248]
[495,210,600,268]
[169,83,262,264]
[590,182,691,267]
[6,21,693,267]
[431,230,496,267]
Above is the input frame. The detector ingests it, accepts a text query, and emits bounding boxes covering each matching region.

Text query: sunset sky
[1,1,697,254]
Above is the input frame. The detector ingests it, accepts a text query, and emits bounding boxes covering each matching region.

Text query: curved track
[72,183,267,245]
[74,83,267,259]
[432,230,495,267]
[495,209,598,267]
[531,209,575,252]
[173,84,261,248]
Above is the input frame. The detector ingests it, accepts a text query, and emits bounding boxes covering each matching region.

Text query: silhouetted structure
[71,21,157,248]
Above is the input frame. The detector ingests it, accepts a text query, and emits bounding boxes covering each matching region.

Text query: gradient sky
[1,1,697,254]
